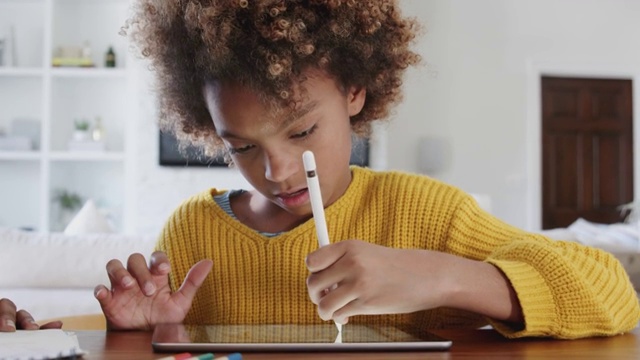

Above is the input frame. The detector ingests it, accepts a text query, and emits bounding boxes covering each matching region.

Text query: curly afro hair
[125,0,421,156]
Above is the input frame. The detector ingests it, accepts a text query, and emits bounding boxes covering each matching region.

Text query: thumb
[172,259,213,308]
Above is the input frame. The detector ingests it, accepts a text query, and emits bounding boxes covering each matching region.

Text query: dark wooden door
[542,77,633,229]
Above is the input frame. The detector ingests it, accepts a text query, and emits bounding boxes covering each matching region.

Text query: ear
[346,86,366,117]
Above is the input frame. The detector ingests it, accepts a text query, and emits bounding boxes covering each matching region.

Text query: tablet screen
[152,323,452,352]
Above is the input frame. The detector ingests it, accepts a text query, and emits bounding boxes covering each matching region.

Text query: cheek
[236,162,266,189]
[327,119,354,161]
[230,153,261,177]
[320,131,352,166]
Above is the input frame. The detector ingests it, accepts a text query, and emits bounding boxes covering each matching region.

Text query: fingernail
[4,319,15,329]
[24,319,39,330]
[158,263,170,272]
[122,276,134,287]
[94,288,104,298]
[144,282,156,295]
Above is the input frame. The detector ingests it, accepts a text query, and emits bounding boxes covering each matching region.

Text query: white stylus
[302,150,342,334]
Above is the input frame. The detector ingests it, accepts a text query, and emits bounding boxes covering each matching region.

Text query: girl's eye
[291,125,317,139]
[228,144,255,155]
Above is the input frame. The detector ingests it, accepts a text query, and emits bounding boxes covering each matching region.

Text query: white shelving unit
[0,0,134,233]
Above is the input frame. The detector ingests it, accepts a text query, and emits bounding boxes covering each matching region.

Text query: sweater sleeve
[445,196,640,339]
[153,192,210,296]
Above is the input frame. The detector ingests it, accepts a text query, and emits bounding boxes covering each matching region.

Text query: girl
[94,0,639,338]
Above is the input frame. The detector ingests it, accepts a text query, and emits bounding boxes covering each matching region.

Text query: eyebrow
[218,100,319,140]
[280,100,319,129]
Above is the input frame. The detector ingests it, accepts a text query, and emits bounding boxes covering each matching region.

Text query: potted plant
[52,189,83,229]
[73,119,91,141]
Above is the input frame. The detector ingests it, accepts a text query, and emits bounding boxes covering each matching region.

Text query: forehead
[203,73,336,130]
[204,84,296,134]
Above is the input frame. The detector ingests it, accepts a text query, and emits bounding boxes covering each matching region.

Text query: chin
[269,199,309,217]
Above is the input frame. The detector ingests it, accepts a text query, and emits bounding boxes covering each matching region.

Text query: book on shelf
[0,136,32,151]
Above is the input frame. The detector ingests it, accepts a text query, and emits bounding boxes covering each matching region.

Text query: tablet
[152,323,452,352]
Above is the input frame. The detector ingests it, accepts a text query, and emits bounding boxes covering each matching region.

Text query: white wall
[130,63,251,235]
[388,0,640,230]
[131,0,640,235]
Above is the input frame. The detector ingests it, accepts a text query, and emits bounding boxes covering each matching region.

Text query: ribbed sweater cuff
[486,259,558,338]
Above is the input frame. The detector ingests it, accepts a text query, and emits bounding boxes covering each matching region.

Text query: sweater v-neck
[204,166,369,242]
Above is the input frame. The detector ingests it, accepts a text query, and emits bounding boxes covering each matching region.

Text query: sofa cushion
[1,288,102,321]
[64,199,113,235]
[0,227,157,288]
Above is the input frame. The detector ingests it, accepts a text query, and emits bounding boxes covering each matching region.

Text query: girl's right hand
[94,251,212,331]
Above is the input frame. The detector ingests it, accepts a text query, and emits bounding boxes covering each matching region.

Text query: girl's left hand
[305,239,456,324]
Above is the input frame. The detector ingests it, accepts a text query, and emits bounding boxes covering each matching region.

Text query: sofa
[0,227,156,321]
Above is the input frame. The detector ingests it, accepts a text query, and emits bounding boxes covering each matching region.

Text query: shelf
[0,161,40,230]
[0,68,44,77]
[50,67,126,78]
[49,151,125,161]
[1,151,125,161]
[1,0,132,232]
[0,1,45,68]
[0,151,41,160]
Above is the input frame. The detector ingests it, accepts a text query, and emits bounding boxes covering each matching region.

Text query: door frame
[526,60,640,231]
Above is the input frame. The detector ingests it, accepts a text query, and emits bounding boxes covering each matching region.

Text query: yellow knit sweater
[157,167,640,339]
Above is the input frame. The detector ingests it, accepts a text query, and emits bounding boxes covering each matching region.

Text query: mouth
[276,188,307,198]
[275,188,310,208]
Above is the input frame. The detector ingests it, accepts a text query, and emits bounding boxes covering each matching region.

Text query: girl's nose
[264,151,298,183]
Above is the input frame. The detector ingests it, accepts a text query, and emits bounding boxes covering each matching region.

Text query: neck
[232,169,354,234]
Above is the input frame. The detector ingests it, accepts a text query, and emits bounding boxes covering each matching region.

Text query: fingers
[306,240,351,273]
[94,284,112,306]
[93,252,201,330]
[314,284,356,322]
[332,297,363,325]
[0,300,56,331]
[128,251,172,297]
[307,241,359,305]
[106,258,133,290]
[307,240,384,324]
[95,258,133,311]
[39,320,63,329]
[15,310,39,330]
[101,252,168,298]
[127,253,156,296]
[0,298,17,332]
[173,259,214,308]
[307,272,344,305]
[149,251,171,276]
[307,252,358,323]
[306,240,354,305]
[95,251,171,296]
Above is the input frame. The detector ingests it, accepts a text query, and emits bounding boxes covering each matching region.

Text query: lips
[275,188,310,208]
[277,188,307,198]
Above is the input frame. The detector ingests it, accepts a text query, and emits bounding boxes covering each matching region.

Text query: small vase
[73,130,89,141]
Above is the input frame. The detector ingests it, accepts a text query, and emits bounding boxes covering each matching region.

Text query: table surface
[75,327,640,360]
